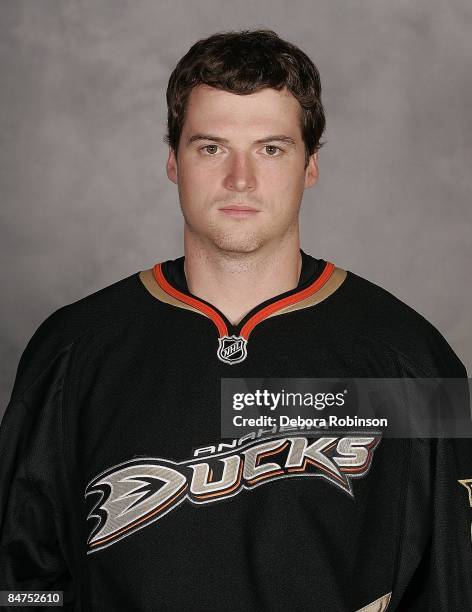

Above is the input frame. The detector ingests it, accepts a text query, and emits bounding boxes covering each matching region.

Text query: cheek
[263,164,305,199]
[179,165,206,196]
[180,159,221,187]
[178,165,220,210]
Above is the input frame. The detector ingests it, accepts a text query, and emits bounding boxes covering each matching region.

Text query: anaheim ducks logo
[85,434,380,554]
[217,335,248,364]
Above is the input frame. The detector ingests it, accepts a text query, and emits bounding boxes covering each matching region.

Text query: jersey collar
[141,250,346,364]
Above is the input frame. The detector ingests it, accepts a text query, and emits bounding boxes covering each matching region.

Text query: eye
[263,145,282,156]
[200,144,220,155]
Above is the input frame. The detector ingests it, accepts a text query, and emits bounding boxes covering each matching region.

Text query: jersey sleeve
[0,332,77,609]
[392,328,472,609]
[395,436,472,610]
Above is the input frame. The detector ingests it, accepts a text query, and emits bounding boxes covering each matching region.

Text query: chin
[210,231,266,254]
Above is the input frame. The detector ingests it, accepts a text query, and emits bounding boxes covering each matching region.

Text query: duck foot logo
[217,335,247,364]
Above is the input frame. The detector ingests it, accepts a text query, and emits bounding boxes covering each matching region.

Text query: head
[165,29,326,255]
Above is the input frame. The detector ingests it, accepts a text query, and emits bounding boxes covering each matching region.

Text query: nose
[223,152,256,193]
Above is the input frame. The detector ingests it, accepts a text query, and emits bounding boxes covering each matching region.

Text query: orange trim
[153,260,336,341]
[240,261,335,339]
[153,263,228,337]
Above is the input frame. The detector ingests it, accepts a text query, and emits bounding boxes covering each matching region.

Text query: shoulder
[330,267,467,377]
[28,271,146,344]
[10,270,159,400]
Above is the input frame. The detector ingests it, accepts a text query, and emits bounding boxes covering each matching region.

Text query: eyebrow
[186,134,297,147]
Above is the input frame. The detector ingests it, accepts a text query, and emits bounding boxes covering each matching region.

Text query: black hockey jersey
[1,250,471,611]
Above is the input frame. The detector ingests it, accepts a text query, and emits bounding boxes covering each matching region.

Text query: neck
[183,228,302,325]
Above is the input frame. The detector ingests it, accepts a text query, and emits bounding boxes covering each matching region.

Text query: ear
[166,147,178,184]
[304,151,319,188]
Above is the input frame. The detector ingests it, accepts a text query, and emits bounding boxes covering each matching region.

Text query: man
[1,29,471,611]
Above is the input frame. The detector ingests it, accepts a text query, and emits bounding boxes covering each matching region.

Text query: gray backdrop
[1,0,471,418]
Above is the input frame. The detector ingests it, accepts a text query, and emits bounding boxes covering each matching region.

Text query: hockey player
[1,29,471,611]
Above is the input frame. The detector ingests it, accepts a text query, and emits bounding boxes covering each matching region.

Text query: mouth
[218,204,260,217]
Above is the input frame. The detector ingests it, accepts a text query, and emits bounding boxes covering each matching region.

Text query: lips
[219,205,259,212]
[218,204,260,217]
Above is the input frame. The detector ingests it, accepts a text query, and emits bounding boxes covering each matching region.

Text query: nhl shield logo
[217,335,248,364]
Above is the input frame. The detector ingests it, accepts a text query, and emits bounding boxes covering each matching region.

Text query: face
[166,84,318,254]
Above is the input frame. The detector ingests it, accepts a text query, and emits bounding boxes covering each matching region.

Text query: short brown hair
[165,29,326,167]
